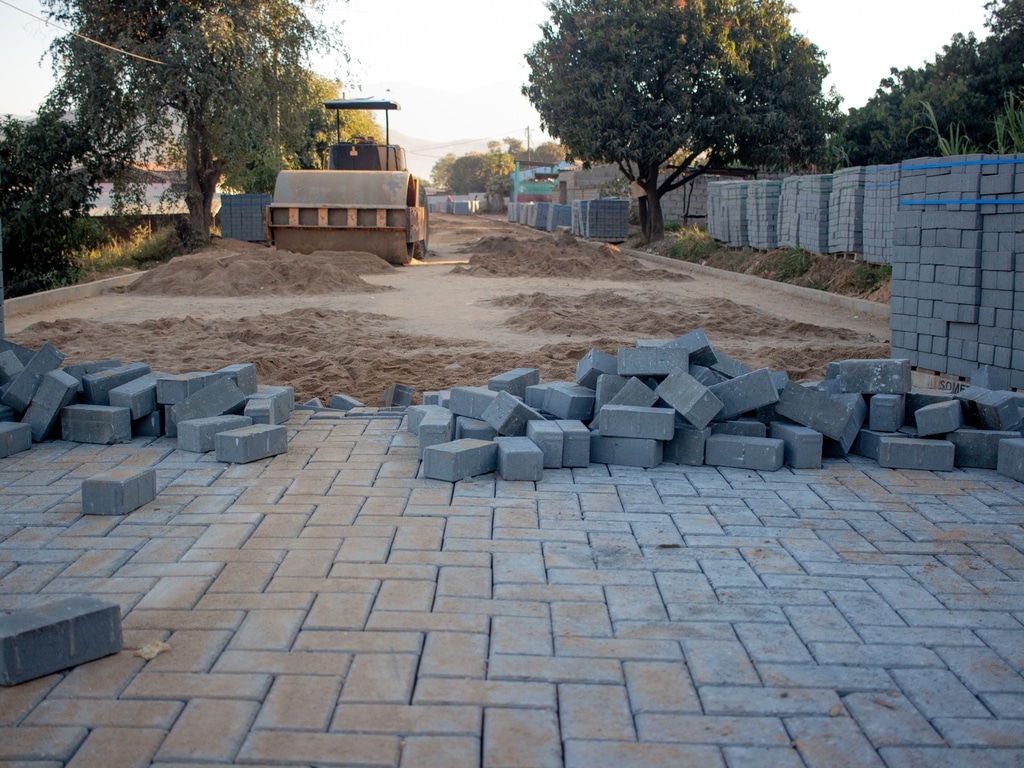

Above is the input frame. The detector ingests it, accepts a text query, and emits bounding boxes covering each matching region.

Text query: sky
[0,0,995,179]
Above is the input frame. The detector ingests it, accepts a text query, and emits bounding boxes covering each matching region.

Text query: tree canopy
[43,0,344,248]
[524,0,839,241]
[836,0,1024,164]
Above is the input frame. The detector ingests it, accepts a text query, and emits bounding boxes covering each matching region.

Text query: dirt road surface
[6,215,890,405]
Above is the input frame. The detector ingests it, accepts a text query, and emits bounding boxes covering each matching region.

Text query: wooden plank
[347,209,358,228]
[318,208,329,227]
[376,209,387,228]
[287,208,298,226]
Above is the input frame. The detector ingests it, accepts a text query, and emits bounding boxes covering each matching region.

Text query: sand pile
[124,242,394,297]
[450,233,692,282]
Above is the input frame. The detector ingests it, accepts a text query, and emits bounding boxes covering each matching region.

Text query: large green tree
[837,0,1024,164]
[43,0,343,248]
[524,0,839,241]
[0,110,105,297]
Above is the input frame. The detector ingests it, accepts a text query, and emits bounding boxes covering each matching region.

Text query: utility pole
[526,126,532,163]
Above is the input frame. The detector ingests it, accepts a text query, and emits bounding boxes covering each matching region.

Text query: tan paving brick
[488,654,623,684]
[399,735,480,768]
[250,512,313,539]
[392,524,444,551]
[491,616,552,656]
[139,629,231,672]
[230,608,306,650]
[47,652,145,700]
[122,607,244,631]
[420,631,488,678]
[64,726,166,768]
[336,536,394,563]
[180,546,283,563]
[196,591,315,611]
[387,550,491,567]
[25,698,182,728]
[213,649,352,676]
[0,674,61,725]
[276,548,337,577]
[437,565,492,598]
[624,660,701,714]
[238,729,400,766]
[365,609,489,634]
[132,575,213,610]
[484,707,562,768]
[374,579,436,612]
[191,522,256,550]
[305,592,376,630]
[340,652,419,703]
[331,703,481,735]
[0,724,88,761]
[434,596,548,618]
[121,671,271,701]
[294,630,423,654]
[254,674,342,731]
[156,697,258,762]
[559,682,636,741]
[413,678,556,708]
[206,560,278,593]
[563,739,725,768]
[266,575,380,594]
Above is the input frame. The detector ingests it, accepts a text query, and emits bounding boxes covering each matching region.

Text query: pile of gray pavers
[406,328,1024,483]
[0,338,294,514]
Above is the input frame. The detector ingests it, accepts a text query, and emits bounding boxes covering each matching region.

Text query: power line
[0,0,166,66]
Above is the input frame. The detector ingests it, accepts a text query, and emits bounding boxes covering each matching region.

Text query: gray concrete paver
[0,413,1022,766]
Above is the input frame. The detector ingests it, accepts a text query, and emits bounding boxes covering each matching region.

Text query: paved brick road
[1,410,1023,766]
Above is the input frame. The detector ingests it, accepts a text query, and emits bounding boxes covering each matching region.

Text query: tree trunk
[183,110,225,251]
[639,176,665,243]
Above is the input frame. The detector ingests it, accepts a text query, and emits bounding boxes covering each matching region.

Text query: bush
[665,226,720,262]
[78,225,183,274]
[853,263,892,294]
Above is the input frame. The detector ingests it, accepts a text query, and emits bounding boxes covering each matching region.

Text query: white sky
[0,0,994,177]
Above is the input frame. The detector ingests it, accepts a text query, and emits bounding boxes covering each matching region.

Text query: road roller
[267,98,428,265]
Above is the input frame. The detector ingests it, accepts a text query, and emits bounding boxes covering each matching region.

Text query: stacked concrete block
[418,409,456,458]
[61,405,133,445]
[607,377,659,408]
[507,202,520,223]
[81,362,152,406]
[889,153,1024,383]
[519,203,531,226]
[663,328,719,368]
[598,405,675,441]
[527,420,563,468]
[422,439,498,481]
[796,174,832,254]
[481,391,543,436]
[557,421,591,467]
[533,202,552,230]
[828,166,865,254]
[949,428,1022,469]
[719,181,750,247]
[862,163,901,263]
[712,419,767,438]
[576,349,618,389]
[157,372,217,407]
[217,363,258,396]
[22,370,79,442]
[82,467,157,515]
[589,431,663,468]
[837,358,911,395]
[663,423,710,466]
[746,180,781,250]
[489,368,540,399]
[775,382,864,454]
[997,438,1024,481]
[769,422,823,469]
[108,374,159,421]
[220,193,271,241]
[617,346,689,378]
[451,200,479,216]
[705,434,785,471]
[1,342,64,414]
[174,378,246,426]
[330,394,364,411]
[0,422,32,458]
[542,384,595,421]
[575,199,629,241]
[456,417,497,441]
[0,596,123,686]
[450,386,500,420]
[495,437,544,481]
[178,415,254,453]
[215,424,288,464]
[655,369,724,430]
[244,385,294,426]
[595,374,629,411]
[877,436,956,471]
[869,394,906,433]
[706,182,727,242]
[913,400,964,437]
[777,176,801,248]
[708,367,779,421]
[382,384,414,407]
[0,350,25,389]
[546,204,573,231]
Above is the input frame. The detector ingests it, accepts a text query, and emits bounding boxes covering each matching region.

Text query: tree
[446,154,488,194]
[531,141,564,166]
[524,0,839,242]
[430,153,458,189]
[0,110,104,297]
[43,0,343,248]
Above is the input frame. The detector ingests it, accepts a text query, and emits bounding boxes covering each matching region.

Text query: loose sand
[6,214,890,405]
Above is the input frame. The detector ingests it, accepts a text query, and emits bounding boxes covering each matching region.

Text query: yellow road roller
[267,98,427,265]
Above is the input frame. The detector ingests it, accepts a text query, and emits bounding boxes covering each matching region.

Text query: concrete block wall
[863,163,901,264]
[747,181,781,250]
[889,153,1024,386]
[778,176,801,248]
[829,167,865,254]
[220,194,271,242]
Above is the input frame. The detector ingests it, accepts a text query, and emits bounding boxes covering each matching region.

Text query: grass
[852,263,892,294]
[76,225,183,276]
[770,247,813,283]
[665,226,722,263]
